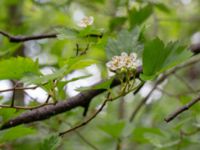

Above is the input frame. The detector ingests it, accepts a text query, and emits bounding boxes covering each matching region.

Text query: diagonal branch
[129,54,200,122]
[164,94,200,122]
[0,67,142,130]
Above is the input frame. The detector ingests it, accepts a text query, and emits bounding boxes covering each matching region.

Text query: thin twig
[129,75,166,122]
[173,73,195,93]
[0,103,55,110]
[59,97,109,136]
[0,86,38,93]
[129,56,200,122]
[0,30,103,43]
[164,94,200,122]
[0,30,57,42]
[10,86,16,107]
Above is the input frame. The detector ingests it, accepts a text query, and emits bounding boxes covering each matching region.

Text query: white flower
[78,16,94,28]
[106,52,139,72]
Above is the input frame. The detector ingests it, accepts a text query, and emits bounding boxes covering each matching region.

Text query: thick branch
[0,67,142,130]
[0,89,104,130]
[0,30,200,130]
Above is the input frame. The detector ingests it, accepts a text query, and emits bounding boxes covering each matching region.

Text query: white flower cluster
[78,16,94,28]
[106,52,138,72]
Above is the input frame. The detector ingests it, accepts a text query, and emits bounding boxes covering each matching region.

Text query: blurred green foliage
[0,0,200,150]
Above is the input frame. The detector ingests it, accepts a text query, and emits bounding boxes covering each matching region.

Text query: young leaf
[154,3,171,13]
[106,28,142,60]
[0,57,40,80]
[0,125,36,142]
[56,27,79,40]
[21,65,68,85]
[141,38,192,80]
[129,4,153,28]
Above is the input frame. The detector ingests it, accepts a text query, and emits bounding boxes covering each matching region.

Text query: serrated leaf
[0,125,36,142]
[106,28,142,60]
[40,135,61,150]
[0,57,40,80]
[141,38,192,80]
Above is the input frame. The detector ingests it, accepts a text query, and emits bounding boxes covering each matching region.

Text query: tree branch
[0,30,103,43]
[164,94,200,122]
[0,67,142,130]
[129,54,200,122]
[0,29,200,130]
[0,31,57,42]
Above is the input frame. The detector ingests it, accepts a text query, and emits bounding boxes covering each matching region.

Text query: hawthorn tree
[0,0,200,150]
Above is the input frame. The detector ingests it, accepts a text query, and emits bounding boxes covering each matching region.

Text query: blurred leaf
[21,65,68,85]
[154,3,171,13]
[109,17,127,31]
[0,125,36,142]
[78,26,102,37]
[0,57,40,80]
[22,55,98,85]
[0,108,22,122]
[76,77,114,92]
[0,43,21,58]
[141,38,192,80]
[67,57,98,71]
[56,74,91,99]
[131,127,163,143]
[40,135,61,150]
[129,4,153,28]
[56,27,79,40]
[99,121,125,139]
[106,28,142,60]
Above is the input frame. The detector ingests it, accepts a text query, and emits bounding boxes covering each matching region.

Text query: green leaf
[141,38,192,80]
[109,17,127,31]
[99,121,125,139]
[154,3,171,13]
[0,108,22,122]
[106,28,142,60]
[67,57,98,71]
[78,26,102,37]
[0,57,40,80]
[40,135,61,150]
[129,4,153,28]
[56,27,79,40]
[76,77,114,92]
[21,65,68,85]
[0,125,36,142]
[0,43,21,58]
[56,74,91,99]
[131,127,163,143]
[22,56,97,85]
